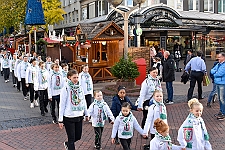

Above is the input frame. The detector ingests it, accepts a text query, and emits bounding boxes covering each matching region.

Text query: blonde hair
[94,90,102,97]
[154,118,169,133]
[153,90,163,96]
[188,98,203,109]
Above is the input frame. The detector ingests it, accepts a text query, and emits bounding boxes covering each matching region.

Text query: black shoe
[45,108,48,113]
[17,89,21,92]
[143,144,150,150]
[206,103,211,108]
[52,120,58,124]
[198,96,204,100]
[94,145,101,149]
[217,115,225,120]
[214,112,222,117]
[64,142,68,150]
[41,112,45,116]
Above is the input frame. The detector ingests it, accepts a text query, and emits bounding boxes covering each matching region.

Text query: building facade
[56,0,225,58]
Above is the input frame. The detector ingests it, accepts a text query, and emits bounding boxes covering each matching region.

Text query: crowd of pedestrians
[0,48,223,150]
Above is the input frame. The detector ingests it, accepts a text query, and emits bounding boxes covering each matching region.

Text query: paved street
[0,59,224,150]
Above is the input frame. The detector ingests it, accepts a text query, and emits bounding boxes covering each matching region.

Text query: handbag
[203,74,210,86]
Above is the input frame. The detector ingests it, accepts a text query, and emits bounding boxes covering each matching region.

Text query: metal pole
[34,29,37,53]
[29,32,31,55]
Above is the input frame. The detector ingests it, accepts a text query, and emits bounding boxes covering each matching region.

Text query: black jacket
[162,55,175,82]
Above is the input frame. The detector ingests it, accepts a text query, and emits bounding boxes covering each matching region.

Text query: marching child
[26,59,39,108]
[177,98,212,150]
[88,90,115,149]
[61,63,69,81]
[15,54,23,92]
[111,102,144,150]
[48,63,65,124]
[38,61,49,116]
[11,53,17,87]
[143,90,168,139]
[1,54,11,83]
[58,69,88,150]
[150,118,181,150]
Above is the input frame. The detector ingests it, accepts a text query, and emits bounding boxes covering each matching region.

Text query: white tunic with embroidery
[25,65,39,91]
[111,112,143,139]
[17,61,31,81]
[150,136,182,150]
[177,114,212,150]
[38,68,49,90]
[87,100,114,127]
[78,71,93,96]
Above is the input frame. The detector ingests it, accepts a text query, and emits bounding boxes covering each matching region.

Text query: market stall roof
[43,38,60,44]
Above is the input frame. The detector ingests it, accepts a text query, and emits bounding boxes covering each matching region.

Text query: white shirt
[150,136,182,150]
[78,71,93,96]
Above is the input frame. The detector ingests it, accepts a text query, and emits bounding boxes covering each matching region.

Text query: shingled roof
[77,21,124,40]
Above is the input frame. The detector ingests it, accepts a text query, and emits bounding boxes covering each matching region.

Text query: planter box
[116,80,136,88]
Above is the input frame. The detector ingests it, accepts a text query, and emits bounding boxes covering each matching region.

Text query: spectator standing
[183,49,195,67]
[207,61,219,107]
[185,51,206,101]
[162,51,175,104]
[211,52,225,120]
[174,43,182,72]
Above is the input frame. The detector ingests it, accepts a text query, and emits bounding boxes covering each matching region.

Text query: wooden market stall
[73,21,124,81]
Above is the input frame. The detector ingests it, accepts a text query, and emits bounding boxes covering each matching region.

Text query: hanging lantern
[25,0,45,25]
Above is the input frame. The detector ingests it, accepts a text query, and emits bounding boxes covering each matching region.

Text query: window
[175,0,183,10]
[204,0,213,12]
[75,10,79,21]
[189,0,198,10]
[98,0,106,16]
[141,0,160,7]
[218,0,225,13]
[64,0,67,7]
[89,2,95,18]
[68,12,71,23]
[81,6,87,20]
[72,11,75,22]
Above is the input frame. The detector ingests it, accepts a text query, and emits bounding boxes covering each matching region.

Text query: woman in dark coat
[110,86,137,144]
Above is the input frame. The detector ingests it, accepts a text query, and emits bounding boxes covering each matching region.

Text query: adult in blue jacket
[211,52,225,120]
[111,86,137,144]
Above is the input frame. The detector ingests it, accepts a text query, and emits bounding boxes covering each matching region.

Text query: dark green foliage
[111,56,140,81]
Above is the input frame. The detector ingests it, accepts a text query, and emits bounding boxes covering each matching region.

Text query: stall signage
[66,37,76,41]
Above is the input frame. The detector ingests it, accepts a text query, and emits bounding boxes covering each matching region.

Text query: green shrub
[111,56,140,81]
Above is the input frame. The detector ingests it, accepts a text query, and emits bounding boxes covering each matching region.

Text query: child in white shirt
[111,102,144,150]
[150,118,181,150]
[48,63,65,124]
[177,98,212,150]
[88,90,114,149]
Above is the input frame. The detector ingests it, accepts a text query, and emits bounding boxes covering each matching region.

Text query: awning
[43,38,60,44]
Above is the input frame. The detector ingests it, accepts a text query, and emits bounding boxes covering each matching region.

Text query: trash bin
[133,58,146,85]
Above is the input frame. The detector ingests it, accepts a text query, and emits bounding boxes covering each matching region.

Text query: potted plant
[111,56,140,88]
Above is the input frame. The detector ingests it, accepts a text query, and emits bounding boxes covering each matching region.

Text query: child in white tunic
[150,118,182,150]
[111,102,144,150]
[177,98,212,150]
[87,90,114,149]
[143,90,167,140]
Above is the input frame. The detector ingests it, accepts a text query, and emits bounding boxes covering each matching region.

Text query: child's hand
[86,116,89,121]
[49,98,52,101]
[110,121,114,124]
[26,84,29,87]
[59,123,64,129]
[111,138,115,144]
[181,148,186,150]
[137,108,143,111]
[142,135,147,138]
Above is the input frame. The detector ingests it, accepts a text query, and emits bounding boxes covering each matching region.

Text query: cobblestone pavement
[0,59,224,150]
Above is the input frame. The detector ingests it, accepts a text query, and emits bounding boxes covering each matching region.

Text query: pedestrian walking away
[185,50,206,101]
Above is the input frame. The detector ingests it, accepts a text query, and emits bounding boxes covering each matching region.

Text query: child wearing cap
[111,85,138,145]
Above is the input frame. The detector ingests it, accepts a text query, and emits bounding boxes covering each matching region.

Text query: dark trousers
[28,83,34,103]
[16,78,20,91]
[39,90,49,113]
[187,71,204,100]
[3,68,10,80]
[119,138,131,150]
[12,70,16,84]
[63,116,83,150]
[85,94,92,109]
[166,81,173,101]
[21,78,29,97]
[141,100,150,128]
[94,127,104,147]
[50,95,60,121]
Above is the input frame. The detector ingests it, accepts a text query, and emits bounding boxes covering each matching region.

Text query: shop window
[204,0,213,12]
[98,0,106,16]
[94,42,108,63]
[175,0,183,10]
[218,0,225,13]
[81,6,87,20]
[189,0,199,10]
[89,2,95,19]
